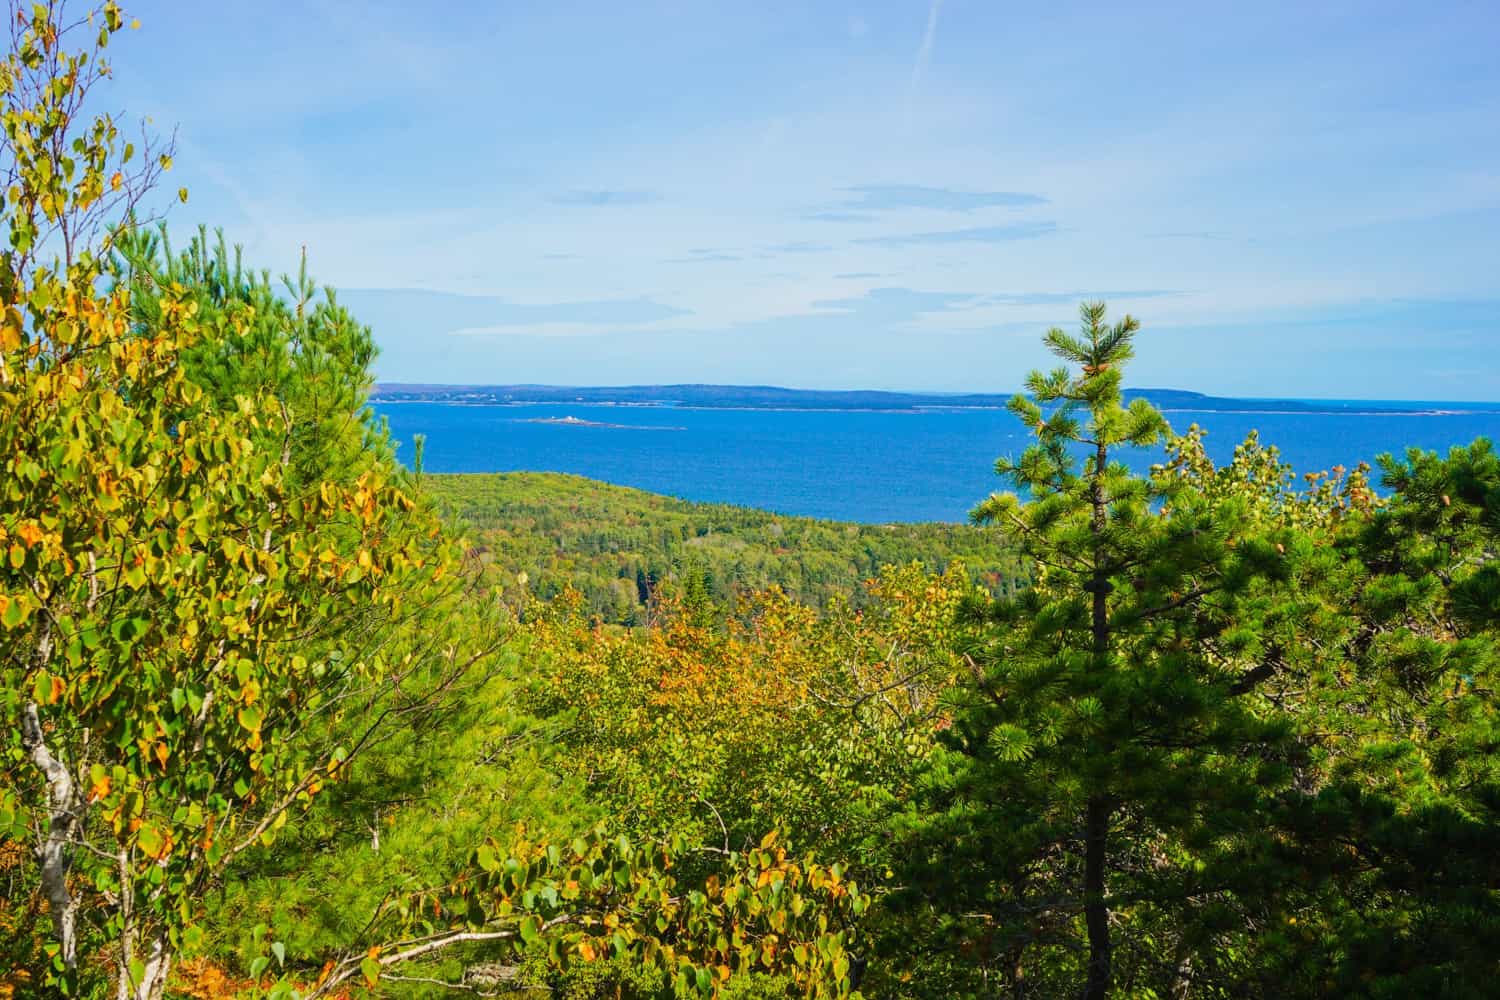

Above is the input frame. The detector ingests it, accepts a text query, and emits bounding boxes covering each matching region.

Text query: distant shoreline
[372,396,1496,419]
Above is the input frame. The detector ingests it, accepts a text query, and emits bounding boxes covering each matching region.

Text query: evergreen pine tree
[1259,438,1500,997]
[897,303,1304,998]
[112,224,390,491]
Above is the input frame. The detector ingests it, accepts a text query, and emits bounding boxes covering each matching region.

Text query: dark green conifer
[1262,439,1500,997]
[112,224,390,489]
[897,303,1306,998]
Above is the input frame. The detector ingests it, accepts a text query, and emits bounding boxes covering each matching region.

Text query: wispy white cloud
[551,190,661,207]
[338,289,692,338]
[823,184,1047,214]
[856,222,1056,247]
[906,0,944,126]
[803,211,877,223]
[1147,231,1235,242]
[663,252,742,264]
[812,287,980,320]
[765,241,832,254]
[984,290,1184,306]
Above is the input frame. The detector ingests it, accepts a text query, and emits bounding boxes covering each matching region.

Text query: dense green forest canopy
[423,472,1025,623]
[2,5,1499,1000]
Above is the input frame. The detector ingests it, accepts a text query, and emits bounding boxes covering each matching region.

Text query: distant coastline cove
[374,388,1500,523]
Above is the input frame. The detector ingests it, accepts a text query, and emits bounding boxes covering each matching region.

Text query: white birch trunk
[21,700,80,972]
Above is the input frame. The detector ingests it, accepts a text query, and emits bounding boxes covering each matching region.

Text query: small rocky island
[518,415,685,431]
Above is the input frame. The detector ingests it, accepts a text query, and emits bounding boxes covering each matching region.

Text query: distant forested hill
[373,382,1431,413]
[425,472,1024,623]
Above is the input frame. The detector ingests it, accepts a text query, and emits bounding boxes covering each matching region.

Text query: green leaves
[110,616,148,643]
[0,9,471,989]
[135,823,163,858]
[236,705,262,732]
[0,592,30,628]
[445,829,865,998]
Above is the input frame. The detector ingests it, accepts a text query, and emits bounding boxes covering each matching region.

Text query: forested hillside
[2,6,1499,1000]
[424,473,1025,622]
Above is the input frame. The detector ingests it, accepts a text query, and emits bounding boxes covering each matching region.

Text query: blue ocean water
[374,401,1500,524]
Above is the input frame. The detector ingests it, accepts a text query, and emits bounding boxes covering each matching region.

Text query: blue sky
[109,0,1500,399]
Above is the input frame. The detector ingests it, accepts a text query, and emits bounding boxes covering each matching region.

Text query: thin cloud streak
[765,241,832,254]
[663,253,741,263]
[855,222,1057,247]
[803,211,877,223]
[1147,231,1235,241]
[832,184,1047,213]
[906,0,943,127]
[984,290,1184,305]
[551,189,660,207]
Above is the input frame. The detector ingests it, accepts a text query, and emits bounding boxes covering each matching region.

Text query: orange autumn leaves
[524,563,976,855]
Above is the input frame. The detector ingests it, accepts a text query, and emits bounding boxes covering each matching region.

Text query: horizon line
[370,381,1500,407]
